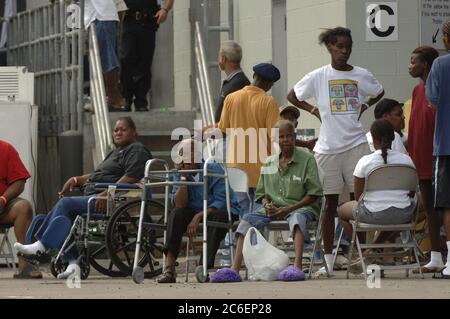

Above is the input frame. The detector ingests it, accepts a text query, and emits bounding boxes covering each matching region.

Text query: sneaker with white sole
[313,266,334,278]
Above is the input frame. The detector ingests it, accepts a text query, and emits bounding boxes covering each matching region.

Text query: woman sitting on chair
[337,119,416,251]
[15,117,152,279]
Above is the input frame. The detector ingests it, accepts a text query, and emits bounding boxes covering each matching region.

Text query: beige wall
[233,0,273,82]
[345,0,420,130]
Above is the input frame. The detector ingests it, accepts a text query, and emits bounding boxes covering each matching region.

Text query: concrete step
[108,110,197,132]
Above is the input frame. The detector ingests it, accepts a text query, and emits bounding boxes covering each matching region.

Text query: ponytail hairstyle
[370,119,395,164]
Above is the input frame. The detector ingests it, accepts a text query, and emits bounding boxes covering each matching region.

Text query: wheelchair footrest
[17,251,51,265]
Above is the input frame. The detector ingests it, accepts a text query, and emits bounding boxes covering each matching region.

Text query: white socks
[443,242,450,276]
[424,251,445,269]
[324,254,334,273]
[57,260,79,279]
[14,241,45,255]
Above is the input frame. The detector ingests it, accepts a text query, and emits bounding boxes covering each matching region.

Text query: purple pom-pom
[210,268,242,283]
[277,266,305,281]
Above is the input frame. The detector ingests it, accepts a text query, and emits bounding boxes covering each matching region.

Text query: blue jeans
[95,20,120,73]
[235,188,255,217]
[236,208,316,243]
[28,196,95,262]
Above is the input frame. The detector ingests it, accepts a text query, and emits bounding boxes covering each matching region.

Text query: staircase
[109,110,196,165]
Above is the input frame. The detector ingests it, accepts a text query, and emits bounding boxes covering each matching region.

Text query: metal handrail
[194,21,215,127]
[88,23,113,160]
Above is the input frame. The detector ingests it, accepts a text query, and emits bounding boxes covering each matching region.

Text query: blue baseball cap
[253,63,281,82]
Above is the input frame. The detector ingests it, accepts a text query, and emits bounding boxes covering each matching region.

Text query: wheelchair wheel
[50,258,67,279]
[78,255,90,280]
[89,242,129,278]
[106,199,165,278]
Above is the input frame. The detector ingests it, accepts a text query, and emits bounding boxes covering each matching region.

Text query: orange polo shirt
[218,86,280,187]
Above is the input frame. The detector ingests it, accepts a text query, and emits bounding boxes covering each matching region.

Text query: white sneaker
[313,266,334,278]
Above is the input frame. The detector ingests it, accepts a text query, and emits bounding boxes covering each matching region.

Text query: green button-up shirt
[255,147,323,216]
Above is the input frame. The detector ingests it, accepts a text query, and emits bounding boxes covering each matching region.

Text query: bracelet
[310,106,317,115]
[0,195,8,205]
[161,7,169,13]
[72,176,78,186]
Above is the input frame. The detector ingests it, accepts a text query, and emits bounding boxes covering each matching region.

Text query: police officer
[121,0,174,111]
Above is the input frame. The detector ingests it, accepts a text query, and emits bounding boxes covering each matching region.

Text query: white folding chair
[0,226,16,270]
[343,164,423,279]
[226,167,252,215]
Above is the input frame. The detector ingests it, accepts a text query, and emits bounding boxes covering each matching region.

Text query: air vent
[0,67,34,104]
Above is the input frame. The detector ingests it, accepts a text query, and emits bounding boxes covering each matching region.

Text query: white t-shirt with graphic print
[353,149,415,212]
[294,64,384,155]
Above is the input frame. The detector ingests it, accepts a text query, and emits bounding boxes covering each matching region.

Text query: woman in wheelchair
[337,119,416,248]
[15,117,152,279]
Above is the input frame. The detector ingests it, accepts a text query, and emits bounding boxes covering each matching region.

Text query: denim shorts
[236,208,316,243]
[352,201,415,225]
[95,20,120,73]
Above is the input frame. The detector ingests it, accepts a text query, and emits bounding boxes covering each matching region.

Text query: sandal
[13,263,43,279]
[157,267,176,283]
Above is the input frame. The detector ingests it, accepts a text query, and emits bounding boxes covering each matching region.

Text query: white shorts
[314,143,370,195]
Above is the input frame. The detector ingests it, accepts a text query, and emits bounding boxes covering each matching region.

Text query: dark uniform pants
[120,12,157,110]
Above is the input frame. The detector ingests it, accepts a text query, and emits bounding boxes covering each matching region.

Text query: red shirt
[0,140,31,196]
[408,83,436,180]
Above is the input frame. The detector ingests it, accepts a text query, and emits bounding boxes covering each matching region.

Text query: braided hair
[370,119,395,164]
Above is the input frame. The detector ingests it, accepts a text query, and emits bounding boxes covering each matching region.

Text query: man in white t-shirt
[366,98,408,154]
[84,0,127,111]
[287,27,384,273]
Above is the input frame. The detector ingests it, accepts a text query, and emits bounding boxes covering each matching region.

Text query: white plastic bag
[242,227,290,281]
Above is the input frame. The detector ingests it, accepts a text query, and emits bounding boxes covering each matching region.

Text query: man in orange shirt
[218,63,280,216]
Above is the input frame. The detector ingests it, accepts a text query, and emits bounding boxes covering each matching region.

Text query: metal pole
[195,22,215,125]
[228,0,234,39]
[195,45,212,127]
[61,0,69,132]
[89,23,112,156]
[196,77,207,125]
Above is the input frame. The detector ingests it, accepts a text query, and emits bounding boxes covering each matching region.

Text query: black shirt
[124,0,159,12]
[214,71,251,123]
[88,142,152,184]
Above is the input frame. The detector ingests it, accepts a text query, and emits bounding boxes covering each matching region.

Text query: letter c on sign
[367,4,395,37]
